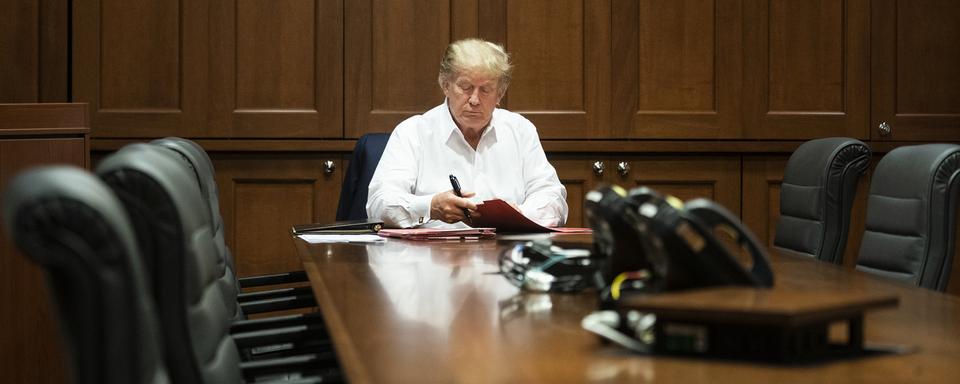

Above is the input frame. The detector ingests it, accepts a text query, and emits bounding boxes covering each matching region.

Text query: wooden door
[0,0,68,102]
[550,157,607,228]
[207,0,343,138]
[344,0,476,137]
[74,0,343,138]
[214,154,342,276]
[73,0,207,137]
[610,0,744,139]
[481,0,611,139]
[871,0,960,141]
[742,0,869,139]
[617,156,741,213]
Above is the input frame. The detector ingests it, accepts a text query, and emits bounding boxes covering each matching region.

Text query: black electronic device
[581,186,906,363]
[583,185,662,285]
[626,187,773,291]
[499,240,598,293]
[585,185,773,297]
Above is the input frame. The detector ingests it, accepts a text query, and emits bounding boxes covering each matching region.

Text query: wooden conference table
[292,235,960,383]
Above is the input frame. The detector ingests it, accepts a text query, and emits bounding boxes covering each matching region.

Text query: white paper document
[300,234,386,244]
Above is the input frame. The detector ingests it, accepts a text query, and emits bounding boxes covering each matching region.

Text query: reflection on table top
[293,237,960,383]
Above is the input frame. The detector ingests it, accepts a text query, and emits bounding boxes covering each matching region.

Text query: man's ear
[437,74,448,92]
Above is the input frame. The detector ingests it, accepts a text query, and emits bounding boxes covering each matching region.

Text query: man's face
[442,71,501,134]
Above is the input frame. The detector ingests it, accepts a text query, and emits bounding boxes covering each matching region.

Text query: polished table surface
[293,236,960,383]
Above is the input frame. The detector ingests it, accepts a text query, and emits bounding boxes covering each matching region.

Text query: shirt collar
[442,99,498,149]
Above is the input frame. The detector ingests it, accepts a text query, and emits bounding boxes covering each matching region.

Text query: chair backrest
[1,166,169,384]
[856,144,960,291]
[96,144,243,383]
[150,137,242,320]
[774,137,870,264]
[336,133,391,220]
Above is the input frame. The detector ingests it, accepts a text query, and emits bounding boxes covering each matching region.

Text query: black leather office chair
[856,144,960,291]
[1,166,170,384]
[150,137,315,321]
[336,133,390,220]
[96,145,338,383]
[774,137,870,264]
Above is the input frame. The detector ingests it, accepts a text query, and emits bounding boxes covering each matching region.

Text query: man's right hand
[431,190,480,224]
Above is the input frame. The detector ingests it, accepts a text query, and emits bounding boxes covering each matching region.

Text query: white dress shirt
[367,101,568,228]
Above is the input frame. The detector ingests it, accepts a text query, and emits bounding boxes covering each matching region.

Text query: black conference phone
[581,185,779,357]
[584,185,774,298]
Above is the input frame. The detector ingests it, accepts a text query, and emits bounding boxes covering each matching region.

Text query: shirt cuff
[411,194,434,225]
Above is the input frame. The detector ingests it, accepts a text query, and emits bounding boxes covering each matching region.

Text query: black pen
[448,174,472,221]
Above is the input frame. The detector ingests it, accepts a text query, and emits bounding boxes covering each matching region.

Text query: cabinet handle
[323,160,336,174]
[617,161,631,178]
[592,161,605,177]
[878,121,892,136]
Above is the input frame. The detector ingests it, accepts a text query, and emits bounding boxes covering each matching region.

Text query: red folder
[469,199,592,234]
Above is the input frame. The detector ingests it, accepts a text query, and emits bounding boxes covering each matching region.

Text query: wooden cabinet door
[610,0,743,139]
[213,154,342,276]
[742,0,868,140]
[74,0,207,137]
[344,0,476,138]
[550,157,606,227]
[551,155,740,227]
[75,0,343,138]
[208,0,343,138]
[616,156,741,214]
[481,0,611,139]
[871,0,960,141]
[740,156,787,250]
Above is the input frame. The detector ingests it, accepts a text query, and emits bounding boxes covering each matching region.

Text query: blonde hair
[438,38,512,97]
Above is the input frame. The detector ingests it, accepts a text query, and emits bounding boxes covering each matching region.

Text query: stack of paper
[299,234,386,244]
[378,227,496,241]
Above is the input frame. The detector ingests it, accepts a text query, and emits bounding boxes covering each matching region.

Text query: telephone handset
[586,185,773,296]
[628,187,773,290]
[584,185,665,284]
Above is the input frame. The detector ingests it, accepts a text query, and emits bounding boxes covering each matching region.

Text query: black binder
[291,219,384,235]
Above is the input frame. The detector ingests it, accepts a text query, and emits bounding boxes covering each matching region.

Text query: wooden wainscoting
[0,103,88,384]
[212,153,343,277]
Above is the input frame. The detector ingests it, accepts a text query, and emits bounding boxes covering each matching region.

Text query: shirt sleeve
[366,121,435,228]
[516,119,569,227]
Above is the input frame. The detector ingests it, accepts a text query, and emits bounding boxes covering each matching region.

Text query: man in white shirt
[366,38,568,228]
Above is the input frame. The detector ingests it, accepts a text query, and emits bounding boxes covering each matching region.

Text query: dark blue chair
[336,133,391,220]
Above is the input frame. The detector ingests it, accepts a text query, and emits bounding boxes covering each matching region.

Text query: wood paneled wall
[71,0,959,277]
[4,1,960,281]
[0,0,69,102]
[65,0,959,141]
[0,104,89,384]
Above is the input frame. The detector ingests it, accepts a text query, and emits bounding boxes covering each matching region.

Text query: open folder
[291,219,384,235]
[378,227,496,240]
[469,199,592,233]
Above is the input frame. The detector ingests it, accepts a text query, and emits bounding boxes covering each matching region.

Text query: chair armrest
[237,286,314,303]
[232,324,328,350]
[239,270,309,288]
[239,352,341,383]
[231,312,324,335]
[239,293,317,315]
